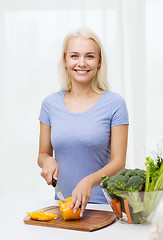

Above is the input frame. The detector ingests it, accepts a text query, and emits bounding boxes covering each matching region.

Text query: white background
[0,0,163,199]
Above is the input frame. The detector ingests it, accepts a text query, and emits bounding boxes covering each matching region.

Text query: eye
[71,54,78,58]
[86,55,94,59]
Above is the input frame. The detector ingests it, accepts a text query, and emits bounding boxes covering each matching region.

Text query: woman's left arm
[71,124,128,217]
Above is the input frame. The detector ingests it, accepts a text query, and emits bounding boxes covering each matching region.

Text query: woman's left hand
[71,175,93,218]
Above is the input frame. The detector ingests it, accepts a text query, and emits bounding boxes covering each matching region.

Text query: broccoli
[125,169,136,177]
[102,168,145,192]
[115,168,128,177]
[107,182,116,197]
[109,175,117,182]
[126,176,144,192]
[101,175,110,188]
[102,175,109,182]
[102,168,146,222]
[115,175,129,191]
[135,169,146,181]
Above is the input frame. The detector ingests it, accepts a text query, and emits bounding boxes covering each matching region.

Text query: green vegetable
[102,149,163,223]
[102,175,109,182]
[126,176,144,192]
[125,169,136,177]
[102,168,145,217]
[135,169,146,182]
[101,175,109,188]
[115,168,128,177]
[145,156,159,191]
[115,175,129,191]
[143,154,163,218]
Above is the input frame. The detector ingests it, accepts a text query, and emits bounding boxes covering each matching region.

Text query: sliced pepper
[59,197,81,221]
[27,211,57,221]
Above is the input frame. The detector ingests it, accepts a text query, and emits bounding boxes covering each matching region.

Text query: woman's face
[65,37,101,85]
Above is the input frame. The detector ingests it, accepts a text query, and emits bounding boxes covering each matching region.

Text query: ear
[64,53,67,68]
[97,57,101,68]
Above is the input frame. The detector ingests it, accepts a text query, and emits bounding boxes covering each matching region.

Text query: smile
[74,69,90,75]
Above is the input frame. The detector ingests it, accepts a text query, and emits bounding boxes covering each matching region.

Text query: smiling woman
[64,38,102,113]
[1,0,162,208]
[61,31,105,113]
[65,37,101,86]
[38,28,129,218]
[58,28,109,94]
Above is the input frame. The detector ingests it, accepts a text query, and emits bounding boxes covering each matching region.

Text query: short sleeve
[111,96,129,127]
[38,97,51,126]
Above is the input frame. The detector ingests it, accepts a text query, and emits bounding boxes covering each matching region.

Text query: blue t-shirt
[39,90,129,203]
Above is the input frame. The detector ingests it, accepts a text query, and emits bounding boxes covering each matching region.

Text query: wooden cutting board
[24,205,116,232]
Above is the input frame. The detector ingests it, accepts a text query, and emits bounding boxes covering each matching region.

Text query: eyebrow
[69,52,97,55]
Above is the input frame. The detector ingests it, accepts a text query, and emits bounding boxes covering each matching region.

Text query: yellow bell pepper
[59,197,81,221]
[27,211,57,221]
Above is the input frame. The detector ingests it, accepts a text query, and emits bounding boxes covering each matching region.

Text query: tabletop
[0,193,163,240]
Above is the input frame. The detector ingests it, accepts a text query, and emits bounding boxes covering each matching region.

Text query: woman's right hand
[40,156,59,185]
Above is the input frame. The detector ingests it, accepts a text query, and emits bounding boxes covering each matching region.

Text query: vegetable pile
[102,153,163,224]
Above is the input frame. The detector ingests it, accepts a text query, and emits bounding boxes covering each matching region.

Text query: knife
[52,177,65,202]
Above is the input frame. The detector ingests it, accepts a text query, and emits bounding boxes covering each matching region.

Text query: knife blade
[52,177,65,202]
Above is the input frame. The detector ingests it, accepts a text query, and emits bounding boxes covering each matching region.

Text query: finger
[80,198,87,218]
[52,169,59,181]
[46,174,53,185]
[41,170,48,182]
[41,170,52,185]
[73,198,81,214]
[70,195,77,209]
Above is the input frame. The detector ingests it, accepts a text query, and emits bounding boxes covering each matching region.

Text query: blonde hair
[58,28,109,93]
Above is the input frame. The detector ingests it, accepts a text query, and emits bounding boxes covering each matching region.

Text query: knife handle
[52,177,57,187]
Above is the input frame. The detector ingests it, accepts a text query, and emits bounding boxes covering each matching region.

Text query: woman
[38,28,129,218]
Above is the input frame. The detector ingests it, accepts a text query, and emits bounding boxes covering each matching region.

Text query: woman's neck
[68,82,94,99]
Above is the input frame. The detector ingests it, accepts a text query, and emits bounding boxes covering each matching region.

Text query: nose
[78,56,86,67]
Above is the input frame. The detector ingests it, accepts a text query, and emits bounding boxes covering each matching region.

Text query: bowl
[100,182,163,224]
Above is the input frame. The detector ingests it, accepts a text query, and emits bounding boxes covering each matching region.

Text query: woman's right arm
[38,122,59,185]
